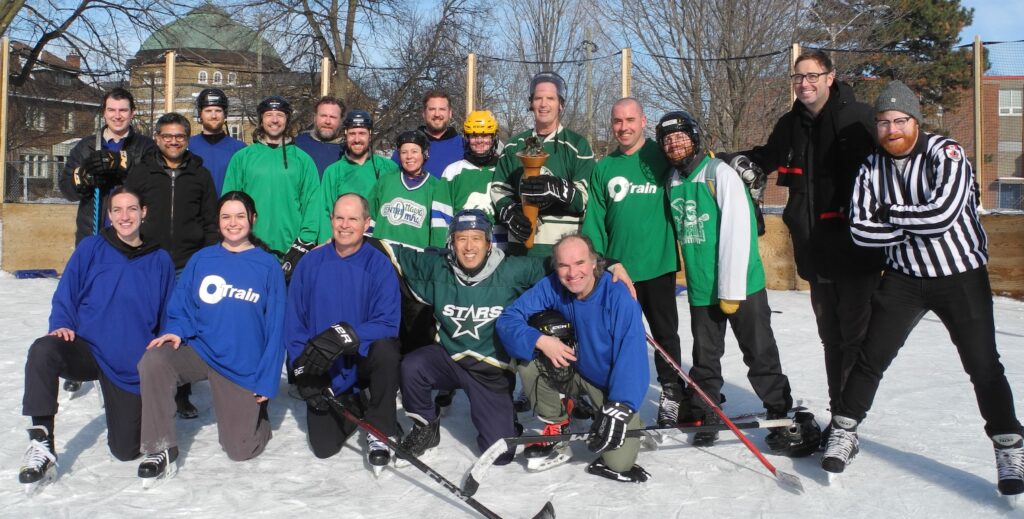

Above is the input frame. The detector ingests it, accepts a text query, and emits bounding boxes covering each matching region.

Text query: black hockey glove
[82,150,127,186]
[498,203,532,242]
[281,238,315,282]
[519,175,577,209]
[295,373,332,412]
[293,322,360,377]
[727,154,767,202]
[587,401,634,454]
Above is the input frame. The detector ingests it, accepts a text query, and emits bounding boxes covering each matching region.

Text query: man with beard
[222,96,321,274]
[391,91,464,178]
[188,88,246,194]
[821,81,1024,501]
[582,98,683,428]
[318,110,399,240]
[295,96,346,178]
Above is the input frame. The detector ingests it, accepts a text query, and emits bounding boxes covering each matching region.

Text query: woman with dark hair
[19,186,176,489]
[136,190,285,486]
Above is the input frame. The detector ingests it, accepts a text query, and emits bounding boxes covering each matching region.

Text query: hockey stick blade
[325,394,554,519]
[645,334,804,494]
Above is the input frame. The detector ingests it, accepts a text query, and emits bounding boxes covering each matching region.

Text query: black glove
[293,322,360,377]
[519,175,577,209]
[282,238,315,281]
[498,203,532,242]
[872,204,892,224]
[81,150,127,187]
[727,154,767,201]
[295,373,332,412]
[587,401,634,454]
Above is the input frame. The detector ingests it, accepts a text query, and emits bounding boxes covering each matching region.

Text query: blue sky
[958,0,1023,75]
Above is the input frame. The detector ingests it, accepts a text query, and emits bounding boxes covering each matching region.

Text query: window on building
[229,124,240,140]
[227,72,237,85]
[213,71,223,84]
[65,112,75,133]
[999,89,1023,116]
[54,155,67,177]
[19,154,46,178]
[26,108,45,130]
[154,73,163,86]
[198,70,208,84]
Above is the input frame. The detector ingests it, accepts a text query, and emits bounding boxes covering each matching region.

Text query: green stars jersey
[442,159,509,248]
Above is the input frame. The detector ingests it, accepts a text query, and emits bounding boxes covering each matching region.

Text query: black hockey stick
[645,333,804,494]
[461,417,792,496]
[325,394,555,519]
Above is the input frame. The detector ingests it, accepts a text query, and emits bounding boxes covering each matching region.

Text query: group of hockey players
[16,49,1023,503]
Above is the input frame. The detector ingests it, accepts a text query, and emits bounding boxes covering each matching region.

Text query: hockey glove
[295,373,332,412]
[587,401,634,454]
[728,154,767,202]
[519,175,577,209]
[719,299,740,315]
[281,238,315,282]
[80,150,127,188]
[293,322,360,377]
[498,203,533,242]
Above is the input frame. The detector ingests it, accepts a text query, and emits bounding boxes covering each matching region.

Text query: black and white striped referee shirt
[849,132,987,278]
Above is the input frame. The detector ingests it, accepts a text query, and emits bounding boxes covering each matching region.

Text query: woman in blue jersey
[136,190,286,486]
[18,186,176,488]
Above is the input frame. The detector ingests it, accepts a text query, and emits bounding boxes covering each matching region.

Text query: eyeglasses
[875,117,912,130]
[790,72,830,84]
[158,133,188,143]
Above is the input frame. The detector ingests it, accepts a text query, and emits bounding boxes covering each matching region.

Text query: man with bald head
[582,98,683,427]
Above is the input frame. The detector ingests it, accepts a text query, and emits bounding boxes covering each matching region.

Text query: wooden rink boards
[3,204,1022,298]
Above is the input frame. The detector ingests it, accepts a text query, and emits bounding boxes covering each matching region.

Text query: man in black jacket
[737,50,882,429]
[59,87,157,244]
[125,112,218,420]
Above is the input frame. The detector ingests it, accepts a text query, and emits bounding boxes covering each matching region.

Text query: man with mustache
[391,91,465,178]
[821,81,1023,501]
[295,96,346,179]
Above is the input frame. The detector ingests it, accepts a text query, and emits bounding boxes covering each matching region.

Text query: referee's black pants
[837,266,1022,437]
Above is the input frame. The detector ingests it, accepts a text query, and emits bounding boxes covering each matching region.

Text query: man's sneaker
[585,459,650,483]
[821,416,859,474]
[19,426,57,485]
[138,447,179,488]
[513,390,531,413]
[657,382,684,427]
[399,417,440,458]
[992,433,1024,496]
[175,388,198,420]
[524,418,570,458]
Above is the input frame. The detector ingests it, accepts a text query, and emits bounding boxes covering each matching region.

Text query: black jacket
[59,127,157,245]
[747,81,882,280]
[124,151,219,269]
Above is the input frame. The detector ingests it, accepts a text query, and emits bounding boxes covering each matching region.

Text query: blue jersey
[391,128,464,179]
[49,234,175,394]
[294,132,343,179]
[163,244,286,397]
[284,242,401,394]
[497,272,649,411]
[188,133,246,195]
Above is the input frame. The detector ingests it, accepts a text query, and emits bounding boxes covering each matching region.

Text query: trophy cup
[516,136,549,249]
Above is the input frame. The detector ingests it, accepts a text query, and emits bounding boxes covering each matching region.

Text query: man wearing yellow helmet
[442,110,508,249]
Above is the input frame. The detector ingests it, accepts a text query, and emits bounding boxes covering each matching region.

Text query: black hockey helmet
[257,95,292,119]
[528,310,576,389]
[656,110,702,167]
[529,71,567,107]
[196,88,228,116]
[343,110,373,131]
[396,129,430,158]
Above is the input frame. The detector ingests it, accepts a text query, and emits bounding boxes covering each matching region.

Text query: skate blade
[371,463,387,478]
[393,448,433,469]
[22,468,57,496]
[825,471,842,486]
[1005,492,1021,509]
[141,461,178,490]
[526,450,572,472]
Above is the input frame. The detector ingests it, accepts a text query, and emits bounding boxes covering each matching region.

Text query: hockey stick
[645,333,804,494]
[324,394,554,519]
[461,417,793,496]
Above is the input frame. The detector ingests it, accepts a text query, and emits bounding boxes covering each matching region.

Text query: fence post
[466,53,476,114]
[164,51,175,114]
[321,56,331,98]
[973,35,984,207]
[790,43,800,104]
[620,48,631,98]
[0,36,9,203]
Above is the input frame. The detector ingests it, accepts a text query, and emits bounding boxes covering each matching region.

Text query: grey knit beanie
[875,80,923,122]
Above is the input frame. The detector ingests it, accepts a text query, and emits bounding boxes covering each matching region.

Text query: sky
[958,0,1024,75]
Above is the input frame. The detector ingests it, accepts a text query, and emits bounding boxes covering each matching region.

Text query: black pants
[838,267,1022,437]
[688,289,792,414]
[22,335,142,461]
[808,271,879,410]
[306,338,401,458]
[636,272,683,387]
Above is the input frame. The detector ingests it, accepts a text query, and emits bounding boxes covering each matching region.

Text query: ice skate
[821,416,859,477]
[367,433,393,478]
[138,448,178,489]
[395,417,439,468]
[992,433,1023,504]
[19,426,57,495]
[524,418,571,472]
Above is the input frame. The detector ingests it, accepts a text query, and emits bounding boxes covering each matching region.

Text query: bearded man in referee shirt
[819,80,1023,500]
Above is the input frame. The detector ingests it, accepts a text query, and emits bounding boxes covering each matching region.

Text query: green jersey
[491,125,594,256]
[222,141,321,256]
[667,156,765,306]
[318,155,399,240]
[583,139,678,282]
[369,172,453,250]
[442,159,509,249]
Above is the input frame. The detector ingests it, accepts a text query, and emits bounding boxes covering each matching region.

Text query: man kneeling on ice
[496,233,650,482]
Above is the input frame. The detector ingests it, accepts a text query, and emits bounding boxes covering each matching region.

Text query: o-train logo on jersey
[607,177,658,202]
[381,198,427,227]
[198,275,261,305]
[442,304,502,340]
[671,199,708,245]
